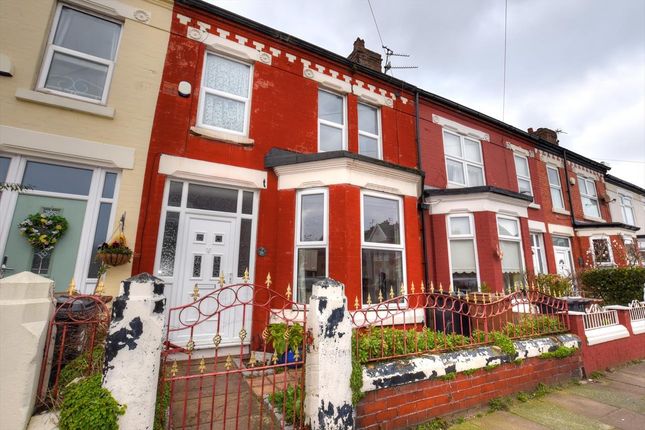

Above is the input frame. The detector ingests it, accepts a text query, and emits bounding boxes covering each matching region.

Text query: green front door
[4,195,87,292]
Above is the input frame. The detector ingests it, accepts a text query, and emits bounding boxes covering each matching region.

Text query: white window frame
[496,215,526,288]
[197,51,254,136]
[293,188,329,303]
[360,190,406,305]
[578,175,600,219]
[590,235,614,266]
[446,213,481,292]
[357,102,382,159]
[546,165,565,210]
[620,194,636,225]
[36,3,123,105]
[317,88,347,152]
[514,154,533,196]
[443,129,485,187]
[530,232,547,275]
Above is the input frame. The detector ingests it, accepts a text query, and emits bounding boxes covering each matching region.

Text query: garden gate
[160,274,308,430]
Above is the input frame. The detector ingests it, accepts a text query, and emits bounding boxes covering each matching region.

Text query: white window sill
[528,202,541,210]
[583,215,605,223]
[15,88,115,118]
[190,126,254,146]
[552,207,570,216]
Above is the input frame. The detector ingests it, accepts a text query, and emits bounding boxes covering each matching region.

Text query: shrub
[268,385,303,426]
[59,374,125,430]
[535,274,573,297]
[540,346,576,360]
[58,346,105,397]
[488,397,511,412]
[580,266,645,305]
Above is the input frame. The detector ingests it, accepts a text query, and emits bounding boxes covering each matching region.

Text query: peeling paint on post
[305,278,354,430]
[102,273,166,430]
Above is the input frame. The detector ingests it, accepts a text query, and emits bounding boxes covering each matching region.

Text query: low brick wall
[356,354,582,429]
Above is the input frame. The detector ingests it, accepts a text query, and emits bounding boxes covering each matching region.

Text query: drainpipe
[415,90,430,290]
[562,150,577,226]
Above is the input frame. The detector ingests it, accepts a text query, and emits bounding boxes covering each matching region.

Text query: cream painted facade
[606,181,645,236]
[0,0,172,295]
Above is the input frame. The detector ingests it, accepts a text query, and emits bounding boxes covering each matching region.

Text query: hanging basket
[97,252,131,267]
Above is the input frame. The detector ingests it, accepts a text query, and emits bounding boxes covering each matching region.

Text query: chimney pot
[347,37,382,72]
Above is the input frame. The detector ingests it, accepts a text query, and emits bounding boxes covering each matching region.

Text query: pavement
[447,361,645,430]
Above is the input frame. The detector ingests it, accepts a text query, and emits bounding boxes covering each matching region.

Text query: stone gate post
[305,278,354,429]
[102,273,166,430]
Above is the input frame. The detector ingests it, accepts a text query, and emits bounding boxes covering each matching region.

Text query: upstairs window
[447,214,479,294]
[358,103,381,159]
[514,154,532,195]
[547,165,565,210]
[318,89,346,152]
[38,4,122,104]
[443,130,484,187]
[198,53,252,135]
[578,176,600,218]
[620,195,635,225]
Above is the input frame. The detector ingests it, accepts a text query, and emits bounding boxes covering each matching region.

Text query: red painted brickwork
[356,354,582,430]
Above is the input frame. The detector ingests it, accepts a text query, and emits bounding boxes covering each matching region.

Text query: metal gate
[160,274,308,430]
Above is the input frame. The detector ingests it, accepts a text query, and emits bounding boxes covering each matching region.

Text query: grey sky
[212,0,645,187]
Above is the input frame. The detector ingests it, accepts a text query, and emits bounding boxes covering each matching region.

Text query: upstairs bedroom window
[546,165,565,210]
[318,89,346,152]
[38,4,122,104]
[514,154,532,195]
[358,103,381,159]
[443,130,484,187]
[620,194,635,225]
[198,52,253,135]
[578,176,600,218]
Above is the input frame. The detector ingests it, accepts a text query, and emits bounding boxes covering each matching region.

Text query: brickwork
[356,354,582,430]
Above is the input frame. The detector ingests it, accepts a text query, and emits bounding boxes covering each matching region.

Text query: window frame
[577,175,600,219]
[357,102,382,159]
[496,215,526,289]
[36,3,123,105]
[513,153,533,196]
[530,232,547,275]
[620,194,636,225]
[293,188,329,303]
[546,165,565,210]
[590,235,614,266]
[442,129,485,187]
[197,51,254,136]
[360,190,406,305]
[446,213,481,293]
[317,88,347,153]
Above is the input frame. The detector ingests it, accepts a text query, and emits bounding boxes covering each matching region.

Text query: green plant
[516,392,529,402]
[580,267,645,305]
[539,346,576,360]
[513,358,524,366]
[535,274,573,297]
[462,368,477,376]
[58,346,105,397]
[484,364,500,372]
[532,382,552,398]
[488,397,511,412]
[489,332,516,357]
[417,417,449,430]
[440,371,456,381]
[590,371,605,380]
[268,385,303,426]
[480,282,491,293]
[59,374,126,430]
[154,380,170,430]
[268,323,304,356]
[18,212,68,254]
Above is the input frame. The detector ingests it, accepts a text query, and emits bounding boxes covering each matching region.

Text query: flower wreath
[18,212,69,255]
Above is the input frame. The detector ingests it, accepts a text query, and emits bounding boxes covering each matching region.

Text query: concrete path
[449,361,645,430]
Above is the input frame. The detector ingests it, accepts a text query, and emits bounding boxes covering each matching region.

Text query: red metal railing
[36,294,111,408]
[351,285,569,364]
[160,279,308,430]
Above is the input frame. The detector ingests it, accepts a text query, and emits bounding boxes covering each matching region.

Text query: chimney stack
[347,38,382,72]
[528,127,559,145]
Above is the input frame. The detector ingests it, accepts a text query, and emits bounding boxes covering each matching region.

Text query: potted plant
[96,233,132,267]
[268,323,304,366]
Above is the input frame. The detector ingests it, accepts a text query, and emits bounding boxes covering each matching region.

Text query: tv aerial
[383,45,418,75]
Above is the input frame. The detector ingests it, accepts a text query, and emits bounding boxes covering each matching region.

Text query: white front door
[554,247,574,279]
[170,214,252,347]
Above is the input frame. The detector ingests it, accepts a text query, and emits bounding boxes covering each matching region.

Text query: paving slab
[568,383,645,414]
[618,362,645,378]
[599,408,645,430]
[544,391,618,419]
[604,371,645,389]
[510,399,614,430]
[472,411,550,430]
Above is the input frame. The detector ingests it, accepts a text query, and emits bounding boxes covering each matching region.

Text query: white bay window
[447,214,479,293]
[497,216,525,291]
[295,189,328,303]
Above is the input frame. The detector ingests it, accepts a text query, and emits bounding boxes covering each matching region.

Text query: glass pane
[187,184,238,212]
[22,161,92,195]
[318,90,343,124]
[54,7,120,60]
[296,248,326,303]
[592,239,611,263]
[446,159,465,184]
[203,53,250,97]
[31,253,51,275]
[167,181,183,207]
[102,172,116,198]
[45,51,109,100]
[363,195,400,244]
[450,239,476,272]
[585,180,597,197]
[624,206,635,225]
[552,236,569,248]
[202,93,245,132]
[467,165,484,186]
[361,249,403,303]
[500,240,522,272]
[212,256,221,278]
[192,255,202,278]
[359,135,379,158]
[87,202,111,278]
[453,272,477,294]
[237,218,252,277]
[463,138,481,162]
[578,177,588,195]
[159,211,179,276]
[550,187,564,209]
[0,157,10,182]
[319,123,343,152]
[518,178,532,194]
[443,132,462,157]
[582,197,600,218]
[497,217,519,237]
[514,155,529,177]
[300,193,324,242]
[242,191,254,215]
[358,103,377,134]
[547,167,560,186]
[449,216,471,236]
